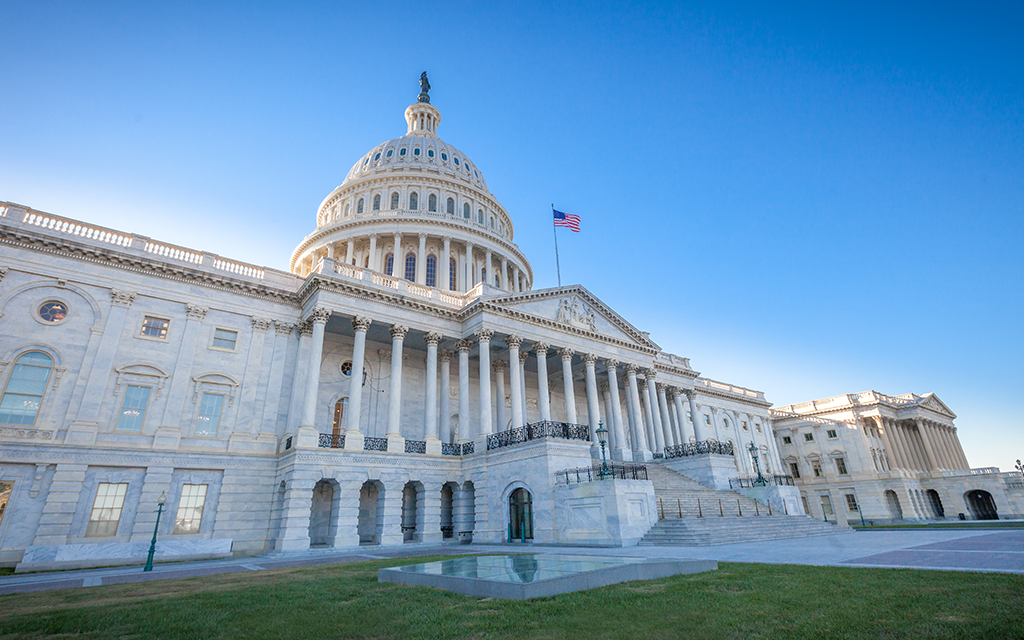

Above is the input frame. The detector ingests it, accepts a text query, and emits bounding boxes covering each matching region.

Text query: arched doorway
[402,481,422,542]
[966,490,998,520]
[309,479,336,547]
[358,480,384,544]
[458,481,476,543]
[440,482,456,540]
[508,488,533,542]
[926,489,945,518]
[884,490,903,520]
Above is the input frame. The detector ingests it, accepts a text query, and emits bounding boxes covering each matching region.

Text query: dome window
[474,170,479,177]
[478,210,484,224]
[400,148,407,156]
[386,149,393,158]
[390,193,399,210]
[409,192,418,210]
[454,157,460,165]
[374,153,381,161]
[428,149,435,158]
[357,198,364,214]
[449,258,457,290]
[414,147,420,156]
[428,194,437,212]
[426,254,437,288]
[446,198,454,214]
[404,253,416,281]
[363,158,369,166]
[463,203,470,218]
[441,152,448,161]
[385,253,395,276]
[373,194,381,211]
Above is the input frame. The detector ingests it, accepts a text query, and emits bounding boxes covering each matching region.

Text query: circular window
[441,152,448,161]
[341,361,353,377]
[428,149,435,158]
[38,301,69,323]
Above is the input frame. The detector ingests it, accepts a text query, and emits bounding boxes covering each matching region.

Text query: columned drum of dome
[290,84,533,295]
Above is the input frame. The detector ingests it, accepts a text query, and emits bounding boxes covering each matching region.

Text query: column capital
[438,348,454,362]
[251,317,272,332]
[351,316,372,332]
[475,328,494,342]
[186,303,209,322]
[534,342,550,355]
[455,339,474,354]
[110,289,137,308]
[558,347,575,360]
[641,377,651,390]
[624,363,641,374]
[424,332,443,347]
[297,320,314,337]
[393,231,403,239]
[390,324,409,340]
[442,235,452,243]
[518,350,529,364]
[583,353,599,366]
[492,360,508,372]
[644,368,658,379]
[504,335,524,349]
[419,232,428,241]
[599,380,610,392]
[682,388,696,400]
[605,358,619,369]
[306,306,331,325]
[274,321,296,336]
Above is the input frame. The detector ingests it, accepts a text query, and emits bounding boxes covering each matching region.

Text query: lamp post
[596,421,611,478]
[143,491,167,572]
[748,441,767,486]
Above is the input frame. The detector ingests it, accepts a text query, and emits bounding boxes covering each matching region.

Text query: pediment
[482,285,659,350]
[918,393,956,419]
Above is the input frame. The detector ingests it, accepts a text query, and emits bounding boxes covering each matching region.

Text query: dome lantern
[405,101,441,137]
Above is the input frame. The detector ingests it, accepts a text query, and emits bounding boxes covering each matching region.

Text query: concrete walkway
[1,528,1021,595]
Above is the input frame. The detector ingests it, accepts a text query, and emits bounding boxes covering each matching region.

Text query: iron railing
[364,437,388,452]
[729,475,796,489]
[404,440,426,454]
[486,421,590,451]
[653,452,665,459]
[318,433,345,449]
[664,439,734,458]
[441,443,460,456]
[556,463,649,484]
[461,442,475,455]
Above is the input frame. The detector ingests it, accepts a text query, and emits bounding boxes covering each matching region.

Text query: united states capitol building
[1,79,1021,571]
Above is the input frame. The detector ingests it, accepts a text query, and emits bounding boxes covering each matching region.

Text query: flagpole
[551,203,562,287]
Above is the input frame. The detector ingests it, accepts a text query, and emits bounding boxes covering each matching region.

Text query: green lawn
[1,555,1021,639]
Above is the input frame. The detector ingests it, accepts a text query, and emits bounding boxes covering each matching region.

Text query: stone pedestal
[662,454,736,490]
[734,484,804,517]
[343,430,365,451]
[552,478,657,546]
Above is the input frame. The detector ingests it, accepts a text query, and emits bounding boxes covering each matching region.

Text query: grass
[0,555,1021,639]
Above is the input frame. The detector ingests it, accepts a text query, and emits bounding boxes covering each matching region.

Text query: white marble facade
[2,83,1009,571]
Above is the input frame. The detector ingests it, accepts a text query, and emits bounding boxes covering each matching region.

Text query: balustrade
[363,436,388,452]
[318,433,345,449]
[486,420,590,451]
[728,475,794,489]
[556,463,649,484]
[404,440,427,454]
[664,440,735,458]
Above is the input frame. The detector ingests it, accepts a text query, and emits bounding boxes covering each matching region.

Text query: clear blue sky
[2,2,1022,473]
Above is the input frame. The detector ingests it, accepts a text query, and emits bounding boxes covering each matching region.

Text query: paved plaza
[0,527,1020,596]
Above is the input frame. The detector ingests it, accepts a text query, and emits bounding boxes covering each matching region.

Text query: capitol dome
[290,79,532,295]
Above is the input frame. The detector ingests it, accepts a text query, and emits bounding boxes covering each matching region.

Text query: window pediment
[114,362,170,400]
[191,372,240,407]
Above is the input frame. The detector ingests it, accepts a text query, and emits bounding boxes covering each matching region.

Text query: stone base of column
[151,427,182,451]
[613,446,633,462]
[474,434,491,455]
[386,433,406,453]
[294,426,320,450]
[63,421,99,446]
[343,430,365,451]
[276,536,313,551]
[424,435,442,456]
[227,432,278,455]
[633,449,654,462]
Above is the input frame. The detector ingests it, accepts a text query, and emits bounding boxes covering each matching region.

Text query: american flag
[553,209,581,232]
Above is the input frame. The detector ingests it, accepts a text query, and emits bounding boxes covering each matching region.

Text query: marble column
[605,360,629,460]
[658,384,675,447]
[485,249,493,286]
[343,317,370,450]
[672,389,693,443]
[300,307,331,428]
[559,348,578,424]
[505,336,524,428]
[625,364,651,460]
[914,418,939,471]
[465,242,475,286]
[456,340,472,442]
[952,429,970,468]
[345,240,354,265]
[439,349,453,444]
[424,333,441,450]
[600,382,616,451]
[368,234,378,271]
[500,256,509,290]
[641,376,662,455]
[392,232,402,277]
[583,354,601,439]
[893,420,920,470]
[441,236,452,290]
[535,343,551,421]
[685,390,706,441]
[875,417,904,470]
[261,321,294,435]
[417,234,427,284]
[476,329,494,437]
[386,325,408,448]
[493,360,508,432]
[518,349,529,422]
[512,266,521,293]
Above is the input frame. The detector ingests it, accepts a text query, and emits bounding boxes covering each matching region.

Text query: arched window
[390,192,399,210]
[478,209,484,224]
[344,203,350,217]
[404,253,416,281]
[0,351,54,425]
[446,198,454,214]
[373,194,381,211]
[428,194,437,212]
[426,254,437,287]
[357,198,364,214]
[385,253,394,276]
[449,258,457,290]
[481,268,487,284]
[495,273,500,286]
[332,398,348,436]
[463,203,470,218]
[489,216,494,228]
[409,192,418,210]
[364,255,369,268]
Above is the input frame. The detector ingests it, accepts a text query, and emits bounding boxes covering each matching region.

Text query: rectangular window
[212,329,238,350]
[801,495,810,514]
[827,429,838,439]
[845,494,859,512]
[804,433,814,442]
[836,457,849,475]
[141,316,169,339]
[820,494,834,516]
[86,482,128,536]
[782,436,792,445]
[195,393,225,437]
[174,484,208,533]
[0,481,12,529]
[756,424,763,434]
[742,420,748,431]
[115,385,151,432]
[812,460,823,477]
[686,412,692,422]
[789,462,801,479]
[704,415,711,425]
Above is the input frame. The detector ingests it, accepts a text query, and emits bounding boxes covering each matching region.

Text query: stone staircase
[639,463,843,546]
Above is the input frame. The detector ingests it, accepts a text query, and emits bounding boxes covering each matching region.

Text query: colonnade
[875,416,969,472]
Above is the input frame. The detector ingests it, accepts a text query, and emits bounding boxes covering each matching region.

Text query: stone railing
[321,208,513,243]
[664,440,734,458]
[318,258,470,308]
[694,378,765,401]
[22,210,133,247]
[556,463,649,484]
[940,467,1000,478]
[486,421,590,451]
[729,475,795,489]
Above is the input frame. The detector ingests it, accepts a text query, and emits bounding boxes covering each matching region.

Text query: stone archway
[508,487,534,542]
[309,479,337,547]
[358,480,385,544]
[402,481,423,542]
[884,490,903,520]
[440,482,457,540]
[926,489,945,518]
[965,490,998,520]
